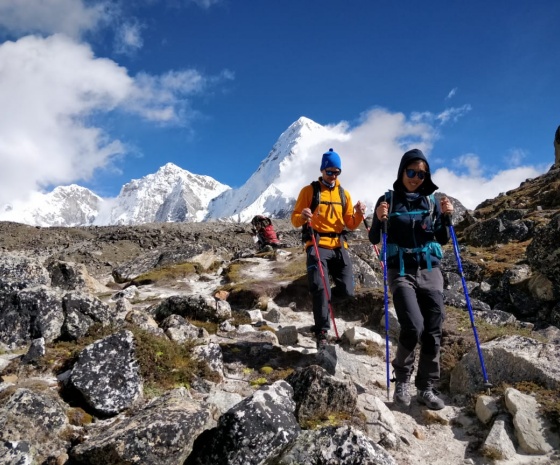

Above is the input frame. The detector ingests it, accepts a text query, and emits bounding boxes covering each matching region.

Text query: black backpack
[301,181,347,243]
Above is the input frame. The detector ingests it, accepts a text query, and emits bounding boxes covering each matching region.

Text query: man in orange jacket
[291,148,366,350]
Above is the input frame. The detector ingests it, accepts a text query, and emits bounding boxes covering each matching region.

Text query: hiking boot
[393,381,411,407]
[417,388,445,410]
[316,330,328,350]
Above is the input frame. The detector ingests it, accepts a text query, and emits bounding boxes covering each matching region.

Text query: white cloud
[433,165,542,210]
[454,153,483,177]
[0,0,111,38]
[504,148,527,167]
[0,34,232,205]
[446,87,457,99]
[436,104,472,124]
[276,109,544,211]
[114,20,144,55]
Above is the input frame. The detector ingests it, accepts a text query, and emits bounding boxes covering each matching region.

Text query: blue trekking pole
[448,218,492,391]
[381,219,391,401]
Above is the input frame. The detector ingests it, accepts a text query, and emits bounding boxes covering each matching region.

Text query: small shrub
[250,377,268,387]
[260,366,274,375]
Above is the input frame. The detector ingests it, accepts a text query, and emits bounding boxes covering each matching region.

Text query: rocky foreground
[1,165,560,465]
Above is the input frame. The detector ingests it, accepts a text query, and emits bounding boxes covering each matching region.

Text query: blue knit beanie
[320,148,342,171]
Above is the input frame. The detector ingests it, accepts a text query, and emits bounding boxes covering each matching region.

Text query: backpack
[301,181,347,243]
[383,190,442,276]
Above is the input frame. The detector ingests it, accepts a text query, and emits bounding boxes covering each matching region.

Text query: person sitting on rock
[250,215,282,251]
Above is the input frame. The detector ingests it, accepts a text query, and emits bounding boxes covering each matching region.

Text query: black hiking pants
[389,267,444,390]
[306,245,355,336]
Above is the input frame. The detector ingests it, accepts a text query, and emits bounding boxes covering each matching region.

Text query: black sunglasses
[405,169,427,180]
[325,170,341,176]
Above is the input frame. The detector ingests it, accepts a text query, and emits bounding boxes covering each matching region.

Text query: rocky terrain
[0,165,560,465]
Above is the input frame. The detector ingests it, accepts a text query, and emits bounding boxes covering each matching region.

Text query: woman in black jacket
[369,148,453,410]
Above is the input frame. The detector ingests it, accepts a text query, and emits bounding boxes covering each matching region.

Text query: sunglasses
[405,169,427,180]
[325,170,341,176]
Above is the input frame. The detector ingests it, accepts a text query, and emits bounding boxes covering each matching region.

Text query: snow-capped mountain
[98,163,230,225]
[0,116,335,226]
[205,116,332,221]
[0,185,102,227]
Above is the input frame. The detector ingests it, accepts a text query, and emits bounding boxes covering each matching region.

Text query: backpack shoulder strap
[310,181,321,213]
[426,194,435,223]
[338,185,347,211]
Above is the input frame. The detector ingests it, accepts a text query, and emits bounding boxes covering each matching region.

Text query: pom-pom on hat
[320,148,342,171]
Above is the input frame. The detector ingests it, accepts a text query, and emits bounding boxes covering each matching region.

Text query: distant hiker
[368,148,453,410]
[250,215,282,251]
[291,148,366,350]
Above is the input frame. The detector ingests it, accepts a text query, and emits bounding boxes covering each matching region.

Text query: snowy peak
[103,162,230,225]
[205,116,329,221]
[0,184,102,227]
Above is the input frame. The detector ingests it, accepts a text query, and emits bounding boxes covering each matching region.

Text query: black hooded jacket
[368,149,450,271]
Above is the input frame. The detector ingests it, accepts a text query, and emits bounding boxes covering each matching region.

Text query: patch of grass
[301,411,355,430]
[241,366,294,388]
[271,254,307,281]
[132,262,200,285]
[467,241,531,279]
[189,319,218,334]
[230,313,252,327]
[257,324,277,333]
[131,327,208,393]
[362,340,385,358]
[67,407,93,426]
[512,381,560,428]
[223,261,251,283]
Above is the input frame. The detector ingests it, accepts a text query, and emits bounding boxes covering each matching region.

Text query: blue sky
[0,0,559,211]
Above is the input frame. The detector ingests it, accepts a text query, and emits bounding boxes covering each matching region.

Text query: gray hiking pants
[306,245,355,335]
[389,267,444,390]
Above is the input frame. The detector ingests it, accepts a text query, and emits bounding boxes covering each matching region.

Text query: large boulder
[450,335,560,395]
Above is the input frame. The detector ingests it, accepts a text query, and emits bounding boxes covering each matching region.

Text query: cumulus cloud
[0,0,111,38]
[0,34,232,205]
[275,108,543,211]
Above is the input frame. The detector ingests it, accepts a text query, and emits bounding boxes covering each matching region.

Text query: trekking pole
[381,218,391,401]
[308,220,340,340]
[448,216,492,392]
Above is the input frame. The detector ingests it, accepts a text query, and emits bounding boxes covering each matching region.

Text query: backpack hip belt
[385,241,443,276]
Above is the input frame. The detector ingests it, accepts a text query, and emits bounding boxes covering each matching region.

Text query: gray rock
[69,329,143,415]
[185,380,300,465]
